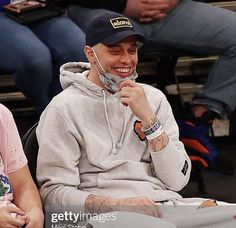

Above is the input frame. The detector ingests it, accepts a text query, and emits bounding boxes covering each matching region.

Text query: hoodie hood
[60,62,106,97]
[60,62,90,89]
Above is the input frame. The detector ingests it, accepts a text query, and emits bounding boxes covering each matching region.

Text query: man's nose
[120,52,132,63]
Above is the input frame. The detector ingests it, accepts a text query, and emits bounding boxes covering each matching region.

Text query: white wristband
[142,118,161,136]
[146,126,164,140]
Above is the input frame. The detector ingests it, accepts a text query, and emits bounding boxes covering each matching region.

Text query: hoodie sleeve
[36,106,91,213]
[147,91,191,192]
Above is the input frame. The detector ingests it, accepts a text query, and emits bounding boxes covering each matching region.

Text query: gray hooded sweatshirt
[36,62,191,213]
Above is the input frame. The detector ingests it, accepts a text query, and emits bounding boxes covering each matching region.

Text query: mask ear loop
[92,48,119,92]
[92,48,107,75]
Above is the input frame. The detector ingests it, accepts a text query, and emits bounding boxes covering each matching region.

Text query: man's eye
[129,49,137,54]
[111,50,120,54]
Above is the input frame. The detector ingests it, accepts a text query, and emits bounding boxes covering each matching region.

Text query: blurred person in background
[0,0,86,115]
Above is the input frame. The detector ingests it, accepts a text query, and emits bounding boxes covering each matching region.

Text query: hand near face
[119,80,155,126]
[0,206,26,228]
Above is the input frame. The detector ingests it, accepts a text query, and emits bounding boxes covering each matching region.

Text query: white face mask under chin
[92,48,138,93]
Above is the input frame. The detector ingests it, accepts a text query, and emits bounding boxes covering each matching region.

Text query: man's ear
[84,45,96,63]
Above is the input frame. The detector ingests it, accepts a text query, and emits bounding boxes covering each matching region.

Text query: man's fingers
[120,86,133,93]
[119,91,130,105]
[142,204,162,218]
[129,203,161,218]
[120,97,131,107]
[119,87,139,97]
[119,82,146,110]
[144,198,162,218]
[119,80,137,89]
[142,205,159,217]
[116,197,163,218]
[132,197,162,218]
[153,204,163,218]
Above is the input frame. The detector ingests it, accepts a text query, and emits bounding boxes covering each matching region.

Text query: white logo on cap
[110,17,132,29]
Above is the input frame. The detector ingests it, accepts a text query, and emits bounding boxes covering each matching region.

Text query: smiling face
[97,36,138,78]
[85,36,139,88]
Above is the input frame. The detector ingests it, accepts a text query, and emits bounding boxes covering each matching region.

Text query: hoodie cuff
[150,141,186,173]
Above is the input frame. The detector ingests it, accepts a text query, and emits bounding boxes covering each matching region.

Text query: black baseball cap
[86,13,146,46]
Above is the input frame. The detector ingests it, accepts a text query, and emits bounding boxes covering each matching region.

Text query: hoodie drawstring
[102,90,127,154]
[117,109,127,149]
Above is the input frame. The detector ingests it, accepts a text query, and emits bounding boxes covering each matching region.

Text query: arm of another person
[0,104,43,228]
[9,166,44,228]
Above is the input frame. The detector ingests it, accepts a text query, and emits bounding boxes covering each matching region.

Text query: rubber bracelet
[146,126,164,140]
[142,119,162,136]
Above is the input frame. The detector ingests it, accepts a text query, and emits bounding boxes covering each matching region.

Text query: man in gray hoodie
[68,0,236,175]
[37,13,236,228]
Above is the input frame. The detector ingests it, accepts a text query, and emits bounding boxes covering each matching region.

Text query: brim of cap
[101,30,146,46]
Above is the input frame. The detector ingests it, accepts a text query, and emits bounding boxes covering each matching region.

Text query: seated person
[36,13,236,228]
[67,0,236,174]
[0,104,44,227]
[0,0,86,115]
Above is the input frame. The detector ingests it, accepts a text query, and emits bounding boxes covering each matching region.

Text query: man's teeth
[116,68,129,73]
